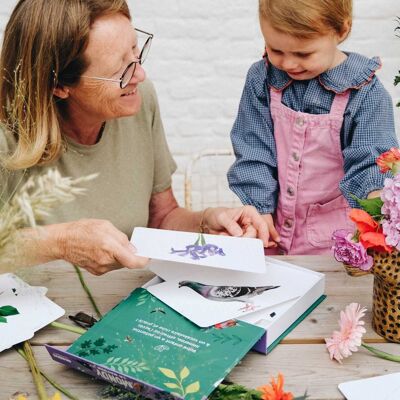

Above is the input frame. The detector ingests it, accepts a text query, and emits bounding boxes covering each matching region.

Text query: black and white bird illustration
[178,280,280,302]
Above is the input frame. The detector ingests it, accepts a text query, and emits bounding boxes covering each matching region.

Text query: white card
[131,227,266,273]
[0,274,65,352]
[338,373,400,400]
[147,258,321,327]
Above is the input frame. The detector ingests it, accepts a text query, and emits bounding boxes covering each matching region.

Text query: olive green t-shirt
[0,79,177,237]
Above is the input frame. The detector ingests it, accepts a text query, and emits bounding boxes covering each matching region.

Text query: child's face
[260,18,347,80]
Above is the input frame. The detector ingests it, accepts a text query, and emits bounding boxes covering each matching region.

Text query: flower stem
[16,347,79,400]
[73,264,103,319]
[21,341,48,400]
[50,321,86,335]
[362,342,400,362]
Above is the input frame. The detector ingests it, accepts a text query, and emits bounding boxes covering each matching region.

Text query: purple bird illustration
[178,281,279,302]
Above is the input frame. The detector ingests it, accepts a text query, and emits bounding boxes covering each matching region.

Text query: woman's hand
[203,206,279,247]
[53,219,149,275]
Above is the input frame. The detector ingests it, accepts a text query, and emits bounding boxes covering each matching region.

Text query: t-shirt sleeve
[145,81,177,194]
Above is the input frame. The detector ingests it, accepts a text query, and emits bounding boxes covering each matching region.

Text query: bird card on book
[130,227,266,273]
[0,273,65,352]
[146,258,320,327]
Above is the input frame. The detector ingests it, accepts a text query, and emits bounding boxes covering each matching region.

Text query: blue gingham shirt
[228,52,398,214]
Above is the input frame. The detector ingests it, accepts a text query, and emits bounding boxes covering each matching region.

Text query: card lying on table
[131,227,266,273]
[338,372,400,400]
[0,273,65,352]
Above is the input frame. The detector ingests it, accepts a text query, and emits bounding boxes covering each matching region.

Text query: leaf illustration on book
[103,345,118,354]
[94,338,106,347]
[106,357,150,374]
[0,305,19,323]
[80,340,92,349]
[77,337,118,357]
[211,332,242,345]
[159,366,200,397]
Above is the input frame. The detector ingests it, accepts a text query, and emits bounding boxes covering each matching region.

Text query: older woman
[0,0,269,275]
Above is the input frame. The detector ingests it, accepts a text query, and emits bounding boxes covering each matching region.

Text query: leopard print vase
[369,249,400,343]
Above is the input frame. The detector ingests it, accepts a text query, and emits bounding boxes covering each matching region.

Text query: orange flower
[258,373,294,400]
[349,209,393,252]
[376,147,400,174]
[349,209,378,234]
[359,231,393,253]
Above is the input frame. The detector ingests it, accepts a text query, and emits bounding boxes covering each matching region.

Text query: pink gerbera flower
[324,303,366,363]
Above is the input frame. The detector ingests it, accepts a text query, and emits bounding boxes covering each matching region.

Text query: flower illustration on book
[0,305,19,323]
[170,233,226,260]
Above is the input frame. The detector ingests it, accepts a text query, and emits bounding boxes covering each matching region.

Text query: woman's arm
[148,188,270,246]
[0,219,148,275]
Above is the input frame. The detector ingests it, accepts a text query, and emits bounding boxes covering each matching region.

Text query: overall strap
[330,90,351,117]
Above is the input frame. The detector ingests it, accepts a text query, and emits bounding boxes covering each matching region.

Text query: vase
[343,250,400,343]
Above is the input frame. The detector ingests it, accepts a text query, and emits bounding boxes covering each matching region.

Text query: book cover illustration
[66,288,265,400]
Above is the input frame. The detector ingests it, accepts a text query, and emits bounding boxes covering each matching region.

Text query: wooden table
[1,256,399,400]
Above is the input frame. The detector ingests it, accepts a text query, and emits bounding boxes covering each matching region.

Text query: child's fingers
[268,222,280,243]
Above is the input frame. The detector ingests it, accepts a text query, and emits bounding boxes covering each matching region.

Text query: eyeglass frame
[79,28,153,89]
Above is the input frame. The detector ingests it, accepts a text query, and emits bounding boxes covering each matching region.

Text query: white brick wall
[1,0,400,204]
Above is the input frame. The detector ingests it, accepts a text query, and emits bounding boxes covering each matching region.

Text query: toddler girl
[228,0,398,255]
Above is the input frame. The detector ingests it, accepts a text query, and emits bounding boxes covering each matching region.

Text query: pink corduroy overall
[267,88,354,255]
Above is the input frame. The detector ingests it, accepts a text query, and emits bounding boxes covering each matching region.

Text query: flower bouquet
[332,148,400,342]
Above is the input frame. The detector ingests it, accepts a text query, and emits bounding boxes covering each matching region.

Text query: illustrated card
[339,372,400,400]
[131,227,266,273]
[0,273,65,352]
[147,258,322,327]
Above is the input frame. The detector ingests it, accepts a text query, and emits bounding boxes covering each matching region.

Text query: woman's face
[66,13,146,122]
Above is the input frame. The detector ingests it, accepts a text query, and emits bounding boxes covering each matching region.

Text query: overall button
[292,152,299,161]
[295,116,305,127]
[284,218,293,228]
[287,186,295,196]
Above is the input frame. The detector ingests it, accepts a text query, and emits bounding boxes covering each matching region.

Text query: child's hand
[367,190,382,199]
[261,214,280,248]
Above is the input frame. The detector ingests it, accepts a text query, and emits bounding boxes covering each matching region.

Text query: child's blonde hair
[259,0,352,40]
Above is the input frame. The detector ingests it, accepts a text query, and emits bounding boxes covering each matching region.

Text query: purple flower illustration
[170,234,225,260]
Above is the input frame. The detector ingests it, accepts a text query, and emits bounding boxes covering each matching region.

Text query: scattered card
[0,273,65,352]
[131,227,266,273]
[338,373,400,400]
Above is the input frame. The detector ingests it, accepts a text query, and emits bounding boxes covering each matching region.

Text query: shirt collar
[265,52,382,93]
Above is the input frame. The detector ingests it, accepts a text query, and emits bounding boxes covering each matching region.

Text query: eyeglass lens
[139,38,152,65]
[120,35,152,88]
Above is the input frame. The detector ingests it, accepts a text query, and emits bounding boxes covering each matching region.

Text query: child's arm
[227,62,278,217]
[340,77,398,206]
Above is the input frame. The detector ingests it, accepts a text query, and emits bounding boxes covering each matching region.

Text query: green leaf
[0,305,19,316]
[164,382,180,389]
[94,337,106,347]
[0,316,7,323]
[80,340,92,349]
[350,194,383,216]
[180,366,190,380]
[185,381,200,394]
[159,367,177,379]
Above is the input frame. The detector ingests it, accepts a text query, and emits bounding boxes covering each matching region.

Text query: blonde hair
[0,0,130,170]
[259,0,352,40]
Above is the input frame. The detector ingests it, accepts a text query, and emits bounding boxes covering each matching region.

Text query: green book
[47,287,265,400]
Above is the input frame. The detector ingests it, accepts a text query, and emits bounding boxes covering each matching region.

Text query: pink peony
[332,230,373,271]
[325,303,367,363]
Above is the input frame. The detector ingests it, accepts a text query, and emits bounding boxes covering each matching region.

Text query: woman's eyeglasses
[80,28,153,89]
